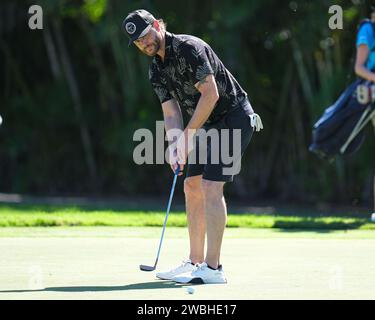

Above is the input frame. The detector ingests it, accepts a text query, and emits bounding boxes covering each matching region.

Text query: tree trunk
[52,19,98,187]
[260,62,293,191]
[291,39,314,112]
[42,21,61,80]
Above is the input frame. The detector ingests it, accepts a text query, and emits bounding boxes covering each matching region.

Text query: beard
[142,38,160,56]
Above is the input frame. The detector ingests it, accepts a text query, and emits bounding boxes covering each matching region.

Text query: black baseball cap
[122,9,156,46]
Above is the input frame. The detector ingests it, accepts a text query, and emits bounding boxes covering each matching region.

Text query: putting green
[0,227,374,300]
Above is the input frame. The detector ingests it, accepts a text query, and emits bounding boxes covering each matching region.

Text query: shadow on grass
[1,201,372,231]
[273,219,366,233]
[0,280,201,294]
[0,199,369,217]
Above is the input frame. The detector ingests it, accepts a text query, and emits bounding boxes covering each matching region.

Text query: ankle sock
[207,264,218,270]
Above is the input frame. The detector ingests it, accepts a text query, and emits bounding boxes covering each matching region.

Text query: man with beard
[122,9,262,284]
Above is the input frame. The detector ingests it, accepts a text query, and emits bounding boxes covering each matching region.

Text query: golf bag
[309,78,375,160]
[309,19,375,161]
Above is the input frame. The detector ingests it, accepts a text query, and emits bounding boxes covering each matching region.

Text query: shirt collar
[155,32,173,65]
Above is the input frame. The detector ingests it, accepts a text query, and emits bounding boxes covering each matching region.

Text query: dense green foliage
[0,0,374,204]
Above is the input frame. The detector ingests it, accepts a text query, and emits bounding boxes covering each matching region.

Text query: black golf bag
[309,78,375,161]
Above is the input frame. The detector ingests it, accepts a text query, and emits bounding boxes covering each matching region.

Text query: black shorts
[186,106,254,182]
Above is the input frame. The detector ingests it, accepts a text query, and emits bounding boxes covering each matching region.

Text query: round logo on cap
[125,22,136,35]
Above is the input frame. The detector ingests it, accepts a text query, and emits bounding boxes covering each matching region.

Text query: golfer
[354,8,375,217]
[123,9,262,284]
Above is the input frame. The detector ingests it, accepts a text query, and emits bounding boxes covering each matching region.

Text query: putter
[140,164,181,272]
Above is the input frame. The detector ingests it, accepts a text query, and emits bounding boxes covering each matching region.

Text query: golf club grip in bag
[309,78,374,161]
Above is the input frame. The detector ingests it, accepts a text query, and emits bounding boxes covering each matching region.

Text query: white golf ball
[0,115,2,126]
[371,213,375,223]
[186,286,195,294]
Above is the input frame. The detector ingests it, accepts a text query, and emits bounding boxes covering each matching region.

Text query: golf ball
[0,115,2,126]
[186,286,195,294]
[371,213,375,223]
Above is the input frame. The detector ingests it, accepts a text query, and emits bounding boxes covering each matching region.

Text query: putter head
[140,264,155,272]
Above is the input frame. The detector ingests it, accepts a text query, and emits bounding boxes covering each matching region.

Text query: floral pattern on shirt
[149,32,249,124]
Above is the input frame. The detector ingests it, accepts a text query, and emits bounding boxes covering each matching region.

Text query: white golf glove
[249,113,263,132]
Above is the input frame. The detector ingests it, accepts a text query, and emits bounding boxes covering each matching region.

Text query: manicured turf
[0,204,374,230]
[0,227,374,300]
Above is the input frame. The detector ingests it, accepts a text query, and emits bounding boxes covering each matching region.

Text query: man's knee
[184,176,204,198]
[201,179,224,200]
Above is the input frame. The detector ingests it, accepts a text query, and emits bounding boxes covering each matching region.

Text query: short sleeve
[179,41,215,85]
[356,23,373,49]
[149,65,173,104]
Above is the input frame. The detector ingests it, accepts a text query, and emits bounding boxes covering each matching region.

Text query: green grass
[0,203,374,230]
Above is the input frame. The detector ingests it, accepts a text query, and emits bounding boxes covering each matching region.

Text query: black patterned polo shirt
[149,31,252,124]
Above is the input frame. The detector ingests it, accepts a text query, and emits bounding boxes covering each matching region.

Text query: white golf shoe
[172,262,227,284]
[156,259,196,280]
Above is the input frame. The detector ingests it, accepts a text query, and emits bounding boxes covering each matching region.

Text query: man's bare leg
[201,179,226,269]
[184,175,206,264]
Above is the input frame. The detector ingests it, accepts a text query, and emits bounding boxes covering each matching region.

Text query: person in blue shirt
[354,10,375,218]
[355,15,375,77]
